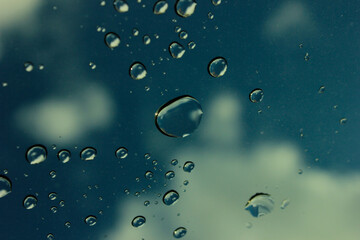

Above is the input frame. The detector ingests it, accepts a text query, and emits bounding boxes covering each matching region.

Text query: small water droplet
[245,193,274,217]
[169,42,185,58]
[163,190,179,206]
[129,62,147,80]
[175,0,197,18]
[318,85,325,94]
[89,62,96,70]
[48,192,57,200]
[23,195,38,209]
[26,145,47,165]
[304,52,310,61]
[145,171,154,180]
[0,175,12,198]
[47,233,55,240]
[188,41,196,49]
[212,0,221,6]
[59,200,65,207]
[153,0,168,14]
[133,28,139,36]
[100,0,106,6]
[113,0,129,13]
[50,206,57,213]
[299,43,303,48]
[132,216,146,227]
[171,159,178,166]
[183,161,195,172]
[57,149,71,163]
[155,95,203,138]
[144,200,150,206]
[38,64,45,70]
[298,169,303,174]
[173,227,187,238]
[85,215,97,226]
[49,170,56,179]
[144,153,151,160]
[183,180,189,186]
[24,62,34,72]
[104,32,121,49]
[179,31,188,39]
[340,118,347,125]
[208,12,214,19]
[115,147,128,159]
[65,221,71,228]
[280,199,290,209]
[143,35,151,45]
[80,147,97,161]
[245,222,252,229]
[249,89,264,103]
[175,26,182,33]
[165,171,175,180]
[208,57,227,77]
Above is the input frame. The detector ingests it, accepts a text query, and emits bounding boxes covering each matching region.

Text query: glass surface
[0,0,359,239]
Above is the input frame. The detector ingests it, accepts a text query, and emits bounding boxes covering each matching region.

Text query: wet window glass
[0,0,359,239]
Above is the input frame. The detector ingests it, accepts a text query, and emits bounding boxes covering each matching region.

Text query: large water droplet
[153,0,168,14]
[208,57,227,77]
[57,149,71,163]
[113,0,129,13]
[245,193,274,217]
[163,190,179,206]
[183,161,195,172]
[85,215,97,226]
[26,145,47,165]
[165,171,175,180]
[129,62,147,80]
[0,176,11,198]
[132,216,146,227]
[23,195,38,209]
[80,147,97,161]
[155,95,203,138]
[115,147,128,159]
[169,42,185,59]
[175,0,197,18]
[104,32,121,49]
[173,227,187,238]
[249,89,264,103]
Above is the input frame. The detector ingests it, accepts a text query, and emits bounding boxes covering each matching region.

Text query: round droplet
[163,190,179,206]
[171,159,178,166]
[0,175,12,198]
[249,89,264,103]
[280,199,290,209]
[104,32,121,49]
[115,147,128,159]
[144,200,150,206]
[48,192,57,200]
[49,170,56,179]
[340,118,347,125]
[143,35,151,45]
[113,0,129,13]
[89,62,96,70]
[39,64,45,70]
[65,221,71,228]
[144,153,151,160]
[212,0,221,6]
[26,145,47,165]
[175,26,182,33]
[57,149,71,163]
[298,169,303,175]
[188,41,196,49]
[183,161,195,172]
[24,62,34,72]
[133,28,139,36]
[155,95,203,138]
[153,0,168,14]
[179,31,188,39]
[85,215,97,226]
[245,193,274,217]
[208,12,214,19]
[132,216,146,227]
[23,195,38,210]
[175,0,197,18]
[183,180,189,186]
[165,171,175,180]
[80,147,97,161]
[129,62,147,80]
[47,233,55,240]
[59,200,65,207]
[318,85,325,94]
[50,206,57,213]
[169,42,185,58]
[173,227,187,238]
[145,171,154,180]
[208,57,227,77]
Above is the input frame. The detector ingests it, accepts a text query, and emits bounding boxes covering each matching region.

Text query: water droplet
[113,0,129,13]
[143,35,151,45]
[153,0,168,14]
[115,147,128,159]
[85,215,97,226]
[245,222,252,229]
[183,161,195,172]
[132,28,139,36]
[145,171,154,180]
[208,12,214,19]
[173,227,187,238]
[299,43,303,48]
[59,200,65,207]
[24,62,34,72]
[245,193,274,217]
[144,200,150,206]
[0,176,12,198]
[163,190,179,206]
[49,170,56,179]
[132,216,146,227]
[48,192,57,200]
[155,95,203,138]
[169,42,185,58]
[212,0,221,6]
[165,171,175,180]
[26,145,47,165]
[249,88,264,103]
[179,31,188,39]
[89,62,96,70]
[2,82,8,87]
[340,118,347,125]
[38,64,45,70]
[80,147,97,161]
[175,0,197,18]
[298,169,303,174]
[144,153,151,160]
[57,149,71,163]
[23,195,38,209]
[100,1,106,6]
[280,199,290,209]
[104,32,121,49]
[65,221,71,228]
[208,57,227,77]
[318,85,325,94]
[50,206,57,213]
[129,62,147,80]
[183,180,189,186]
[304,52,310,61]
[171,159,178,166]
[188,41,196,49]
[175,26,182,33]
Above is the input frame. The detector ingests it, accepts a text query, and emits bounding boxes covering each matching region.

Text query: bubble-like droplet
[179,31,188,39]
[249,89,264,103]
[23,195,38,209]
[169,42,185,59]
[85,215,97,226]
[145,171,154,180]
[212,0,221,6]
[208,12,214,19]
[129,62,147,80]
[183,180,189,186]
[59,200,65,207]
[175,0,197,18]
[143,35,151,45]
[26,145,47,165]
[132,216,146,227]
[245,193,274,217]
[115,147,128,159]
[280,199,290,209]
[57,149,71,163]
[48,192,57,200]
[318,85,325,94]
[153,0,168,14]
[50,206,57,213]
[173,227,187,238]
[165,171,175,180]
[155,95,203,138]
[113,0,129,13]
[298,169,303,175]
[133,28,139,36]
[208,57,227,77]
[80,147,97,161]
[0,175,12,198]
[171,159,178,166]
[49,170,56,179]
[47,233,55,240]
[65,221,71,228]
[104,32,121,49]
[144,200,150,206]
[183,161,195,172]
[163,190,179,206]
[24,62,34,72]
[188,41,196,49]
[175,26,182,33]
[144,153,151,160]
[340,118,347,125]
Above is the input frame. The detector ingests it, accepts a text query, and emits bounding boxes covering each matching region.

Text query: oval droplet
[132,28,139,36]
[24,62,34,72]
[26,145,47,165]
[163,190,179,206]
[188,41,196,49]
[144,200,150,206]
[249,89,264,103]
[155,95,203,138]
[143,35,151,45]
[245,193,274,217]
[145,171,154,180]
[113,0,129,13]
[132,216,146,227]
[104,32,121,49]
[173,227,187,238]
[208,57,227,78]
[175,0,197,18]
[80,147,97,161]
[115,147,128,159]
[57,149,71,163]
[85,215,97,226]
[48,192,57,200]
[49,170,56,179]
[179,31,188,40]
[129,62,147,80]
[165,171,175,180]
[0,175,11,198]
[171,159,178,166]
[169,42,185,59]
[153,0,168,14]
[23,195,38,210]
